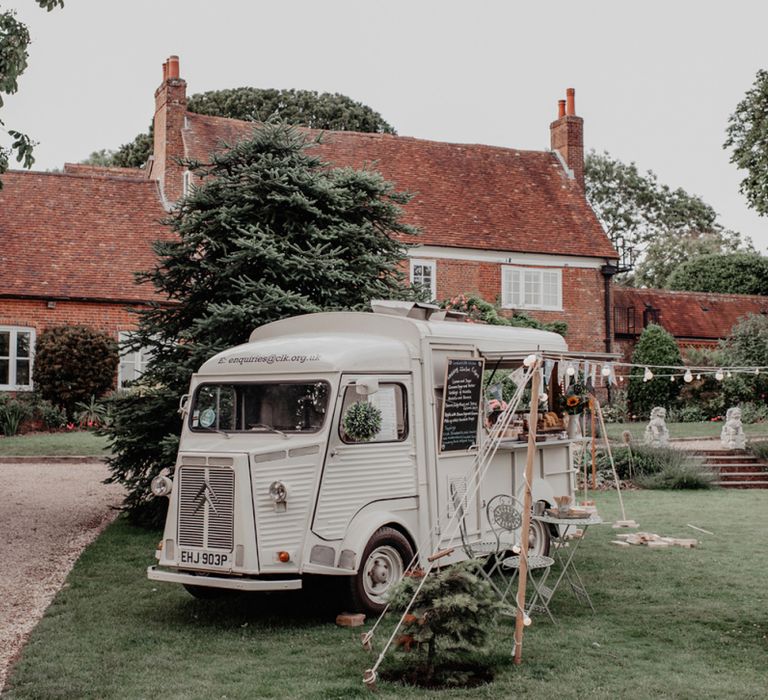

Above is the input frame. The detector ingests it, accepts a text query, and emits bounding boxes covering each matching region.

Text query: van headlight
[151,475,173,497]
[269,480,287,503]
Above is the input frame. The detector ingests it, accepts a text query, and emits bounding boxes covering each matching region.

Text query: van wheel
[349,527,414,615]
[527,519,551,557]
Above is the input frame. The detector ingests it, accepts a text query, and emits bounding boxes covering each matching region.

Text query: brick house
[0,55,618,392]
[613,287,768,360]
[0,168,171,390]
[151,57,618,353]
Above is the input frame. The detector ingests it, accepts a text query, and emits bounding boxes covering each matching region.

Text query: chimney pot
[566,88,575,116]
[558,99,566,119]
[162,61,168,81]
[168,55,180,79]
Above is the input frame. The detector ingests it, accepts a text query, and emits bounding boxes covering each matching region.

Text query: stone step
[703,464,768,473]
[716,471,768,481]
[714,480,768,489]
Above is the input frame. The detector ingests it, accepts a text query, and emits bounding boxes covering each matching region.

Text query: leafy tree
[33,325,118,418]
[584,151,751,286]
[99,87,396,169]
[724,69,768,216]
[0,1,63,186]
[627,323,682,416]
[81,148,117,167]
[718,313,768,404]
[104,122,418,525]
[667,252,768,295]
[633,228,750,289]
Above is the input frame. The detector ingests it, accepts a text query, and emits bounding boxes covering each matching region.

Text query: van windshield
[190,381,329,434]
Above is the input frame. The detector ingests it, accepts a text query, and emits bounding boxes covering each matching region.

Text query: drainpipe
[601,262,617,400]
[600,262,616,353]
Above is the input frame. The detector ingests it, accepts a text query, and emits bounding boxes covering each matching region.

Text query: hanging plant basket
[343,401,382,442]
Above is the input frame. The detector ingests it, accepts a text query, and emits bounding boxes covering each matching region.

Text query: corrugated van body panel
[251,455,319,569]
[312,442,417,540]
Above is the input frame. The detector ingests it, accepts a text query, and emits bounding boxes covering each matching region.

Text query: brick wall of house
[0,299,142,339]
[430,260,608,353]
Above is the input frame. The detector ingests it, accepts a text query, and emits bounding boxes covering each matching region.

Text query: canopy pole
[513,360,542,665]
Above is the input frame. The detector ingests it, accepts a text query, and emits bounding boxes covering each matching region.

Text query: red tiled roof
[614,287,768,340]
[183,113,617,259]
[63,163,147,179]
[0,171,171,303]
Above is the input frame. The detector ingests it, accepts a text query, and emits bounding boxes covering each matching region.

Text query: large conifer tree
[105,123,417,524]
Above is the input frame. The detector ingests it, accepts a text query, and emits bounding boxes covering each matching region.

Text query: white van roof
[197,312,568,376]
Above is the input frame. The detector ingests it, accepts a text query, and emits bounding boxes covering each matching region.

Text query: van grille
[178,466,235,550]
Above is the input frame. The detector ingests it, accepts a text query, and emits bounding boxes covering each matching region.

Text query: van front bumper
[147,566,302,591]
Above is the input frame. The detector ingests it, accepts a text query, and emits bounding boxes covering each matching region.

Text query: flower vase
[566,414,582,440]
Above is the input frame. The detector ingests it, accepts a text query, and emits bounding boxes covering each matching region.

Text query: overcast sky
[4,0,768,251]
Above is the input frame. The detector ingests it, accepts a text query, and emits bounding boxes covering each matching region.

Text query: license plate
[179,549,231,569]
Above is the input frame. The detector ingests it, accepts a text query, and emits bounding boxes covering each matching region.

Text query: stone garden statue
[721,407,746,450]
[644,407,669,447]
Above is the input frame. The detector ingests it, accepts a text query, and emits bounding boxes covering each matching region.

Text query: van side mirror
[355,378,379,396]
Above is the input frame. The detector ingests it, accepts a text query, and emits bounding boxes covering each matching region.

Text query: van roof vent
[370,299,467,322]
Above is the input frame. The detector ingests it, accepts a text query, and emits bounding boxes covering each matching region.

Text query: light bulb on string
[715,369,724,381]
[643,367,653,382]
[726,371,732,378]
[540,392,548,403]
[618,375,624,383]
[670,375,675,382]
[566,364,576,376]
[523,613,532,627]
[755,368,760,375]
[684,369,693,383]
[696,373,701,381]
[523,354,538,368]
[601,365,611,377]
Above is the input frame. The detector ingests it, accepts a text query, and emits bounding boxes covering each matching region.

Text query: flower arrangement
[342,401,382,442]
[560,381,588,415]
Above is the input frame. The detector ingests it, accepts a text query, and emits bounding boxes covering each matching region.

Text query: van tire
[527,519,551,557]
[349,527,414,615]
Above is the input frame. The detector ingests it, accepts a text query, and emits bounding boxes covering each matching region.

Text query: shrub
[0,396,32,436]
[666,405,707,423]
[36,399,67,430]
[601,390,630,423]
[383,562,501,688]
[597,444,697,481]
[668,252,768,295]
[74,395,110,429]
[740,402,768,424]
[627,324,683,416]
[441,293,567,336]
[747,440,768,460]
[33,326,119,419]
[636,462,715,490]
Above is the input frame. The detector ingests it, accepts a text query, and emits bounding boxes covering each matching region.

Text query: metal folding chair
[501,551,556,624]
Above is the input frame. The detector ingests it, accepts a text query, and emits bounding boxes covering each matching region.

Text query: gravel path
[0,461,124,693]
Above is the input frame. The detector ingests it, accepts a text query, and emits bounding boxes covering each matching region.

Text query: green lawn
[5,490,768,699]
[0,431,109,456]
[603,420,768,442]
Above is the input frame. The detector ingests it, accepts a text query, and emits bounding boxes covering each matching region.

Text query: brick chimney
[550,87,584,190]
[151,55,187,204]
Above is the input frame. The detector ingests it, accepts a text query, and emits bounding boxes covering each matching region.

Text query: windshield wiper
[204,427,231,440]
[248,423,289,439]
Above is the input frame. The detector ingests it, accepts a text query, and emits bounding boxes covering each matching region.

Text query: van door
[312,375,417,541]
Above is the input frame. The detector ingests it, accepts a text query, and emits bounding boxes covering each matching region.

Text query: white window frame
[117,331,152,388]
[0,326,35,391]
[182,170,192,197]
[410,258,437,300]
[501,266,562,311]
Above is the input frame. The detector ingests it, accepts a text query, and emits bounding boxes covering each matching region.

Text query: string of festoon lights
[530,353,768,389]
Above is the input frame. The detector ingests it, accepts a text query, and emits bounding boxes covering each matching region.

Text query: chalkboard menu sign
[439,357,486,452]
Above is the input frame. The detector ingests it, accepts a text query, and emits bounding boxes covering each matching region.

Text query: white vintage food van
[147,301,577,613]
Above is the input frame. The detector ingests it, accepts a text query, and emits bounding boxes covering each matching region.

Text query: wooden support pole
[514,362,541,665]
[590,397,597,490]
